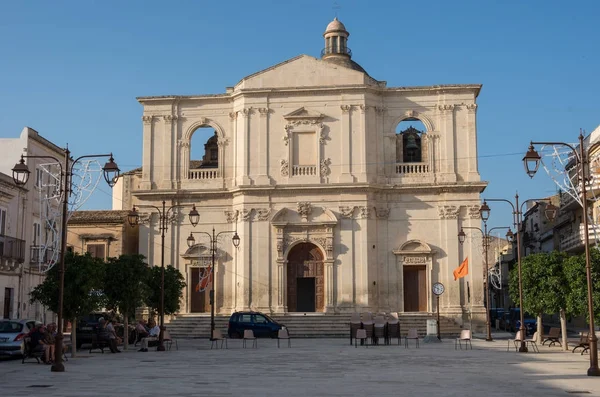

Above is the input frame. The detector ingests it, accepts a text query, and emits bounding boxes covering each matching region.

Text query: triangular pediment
[283,107,324,120]
[235,55,376,90]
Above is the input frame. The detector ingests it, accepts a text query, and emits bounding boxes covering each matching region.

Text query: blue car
[227,311,285,338]
[509,308,536,336]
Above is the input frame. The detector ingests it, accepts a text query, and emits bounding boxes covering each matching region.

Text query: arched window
[190,127,218,169]
[395,120,426,163]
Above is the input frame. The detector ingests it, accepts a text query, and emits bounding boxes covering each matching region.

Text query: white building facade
[115,19,487,323]
[0,127,63,322]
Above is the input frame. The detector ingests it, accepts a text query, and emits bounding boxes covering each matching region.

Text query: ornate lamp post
[186,228,240,339]
[458,224,514,341]
[127,202,200,351]
[12,150,120,372]
[524,134,600,376]
[481,195,557,352]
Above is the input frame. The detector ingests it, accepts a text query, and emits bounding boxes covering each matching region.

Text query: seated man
[41,324,56,364]
[138,320,160,352]
[135,319,150,343]
[105,319,122,353]
[97,318,120,353]
[27,324,46,361]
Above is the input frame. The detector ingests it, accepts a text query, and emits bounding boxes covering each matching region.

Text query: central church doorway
[190,267,211,313]
[287,242,324,312]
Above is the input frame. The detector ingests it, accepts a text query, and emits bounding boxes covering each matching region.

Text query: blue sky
[1,0,598,232]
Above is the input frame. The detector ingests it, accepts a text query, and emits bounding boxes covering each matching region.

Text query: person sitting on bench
[138,320,160,352]
[98,318,120,353]
[28,324,47,362]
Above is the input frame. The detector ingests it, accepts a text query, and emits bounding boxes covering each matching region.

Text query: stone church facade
[114,18,487,323]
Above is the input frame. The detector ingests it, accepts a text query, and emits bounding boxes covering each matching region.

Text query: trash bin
[426,319,437,336]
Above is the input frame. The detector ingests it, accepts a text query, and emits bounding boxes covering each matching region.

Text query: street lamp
[458,223,513,341]
[127,202,200,351]
[483,195,556,352]
[186,227,240,340]
[524,134,600,376]
[11,150,120,372]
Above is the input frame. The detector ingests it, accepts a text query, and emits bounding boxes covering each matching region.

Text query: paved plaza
[1,335,600,397]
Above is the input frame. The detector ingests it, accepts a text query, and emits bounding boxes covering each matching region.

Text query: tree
[509,251,571,348]
[144,265,186,318]
[103,254,150,349]
[564,248,600,326]
[30,251,106,357]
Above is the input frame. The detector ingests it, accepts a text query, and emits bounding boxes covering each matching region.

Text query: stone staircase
[165,313,463,339]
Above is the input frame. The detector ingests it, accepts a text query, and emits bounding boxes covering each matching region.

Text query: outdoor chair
[211,329,227,350]
[542,327,561,347]
[350,313,362,345]
[277,328,291,348]
[525,331,539,353]
[507,330,523,352]
[243,329,257,349]
[355,329,368,348]
[373,316,386,345]
[455,330,472,350]
[362,313,374,345]
[572,331,590,355]
[386,312,401,345]
[405,328,419,348]
[163,330,178,351]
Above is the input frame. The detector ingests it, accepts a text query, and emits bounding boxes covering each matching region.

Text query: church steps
[165,314,463,339]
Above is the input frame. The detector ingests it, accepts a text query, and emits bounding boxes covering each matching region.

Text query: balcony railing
[321,47,352,57]
[559,224,600,252]
[395,162,430,174]
[30,245,55,264]
[292,165,317,176]
[188,169,220,180]
[0,235,25,263]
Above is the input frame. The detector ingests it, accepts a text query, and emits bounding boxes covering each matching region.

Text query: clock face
[432,282,445,295]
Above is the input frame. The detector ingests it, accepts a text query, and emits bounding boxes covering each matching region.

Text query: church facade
[114,18,487,324]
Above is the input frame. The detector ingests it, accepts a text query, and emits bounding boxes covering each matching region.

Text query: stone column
[338,105,354,183]
[255,108,271,185]
[438,104,457,183]
[325,260,335,311]
[141,116,153,190]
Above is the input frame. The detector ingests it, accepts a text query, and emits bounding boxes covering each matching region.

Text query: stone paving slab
[1,337,599,397]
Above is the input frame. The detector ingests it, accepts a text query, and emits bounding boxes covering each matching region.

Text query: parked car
[508,308,536,336]
[76,312,125,349]
[227,311,285,338]
[0,319,40,357]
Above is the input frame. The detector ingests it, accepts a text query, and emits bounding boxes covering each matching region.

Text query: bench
[89,333,110,354]
[542,327,561,347]
[572,331,590,355]
[21,337,44,364]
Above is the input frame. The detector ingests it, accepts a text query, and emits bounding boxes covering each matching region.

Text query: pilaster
[466,104,479,181]
[236,108,252,186]
[338,105,354,183]
[141,115,153,190]
[161,115,177,189]
[438,104,457,183]
[255,108,271,185]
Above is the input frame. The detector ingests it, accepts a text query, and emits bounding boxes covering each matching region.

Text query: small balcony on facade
[30,245,55,265]
[558,224,600,252]
[0,235,25,263]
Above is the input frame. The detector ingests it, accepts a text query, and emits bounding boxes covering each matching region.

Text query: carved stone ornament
[403,256,427,264]
[320,158,331,177]
[283,125,291,146]
[466,103,478,113]
[241,209,252,222]
[229,112,238,121]
[318,124,329,144]
[163,115,178,123]
[437,205,460,219]
[280,159,289,177]
[339,206,355,218]
[405,110,418,118]
[240,108,252,118]
[217,138,228,147]
[142,115,153,124]
[359,207,371,219]
[438,104,455,112]
[340,105,351,113]
[138,212,152,225]
[297,202,312,220]
[224,210,239,223]
[256,208,271,221]
[374,106,387,114]
[258,107,269,117]
[374,207,390,219]
[177,140,190,148]
[467,205,481,219]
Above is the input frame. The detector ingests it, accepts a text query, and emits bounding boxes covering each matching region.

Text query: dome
[324,17,347,34]
[323,56,369,76]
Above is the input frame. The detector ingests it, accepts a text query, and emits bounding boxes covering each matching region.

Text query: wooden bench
[572,331,590,355]
[542,327,561,347]
[21,337,44,364]
[89,333,110,353]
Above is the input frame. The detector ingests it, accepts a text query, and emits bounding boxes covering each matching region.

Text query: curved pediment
[271,205,338,225]
[393,239,433,255]
[181,244,210,260]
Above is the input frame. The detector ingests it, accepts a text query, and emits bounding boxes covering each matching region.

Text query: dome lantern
[321,17,351,59]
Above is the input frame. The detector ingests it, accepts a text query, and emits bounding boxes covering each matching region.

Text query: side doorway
[403,265,427,312]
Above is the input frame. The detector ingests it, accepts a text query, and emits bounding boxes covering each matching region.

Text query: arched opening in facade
[286,242,324,312]
[190,126,219,172]
[395,119,427,163]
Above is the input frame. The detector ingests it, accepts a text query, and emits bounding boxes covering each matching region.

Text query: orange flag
[453,257,469,280]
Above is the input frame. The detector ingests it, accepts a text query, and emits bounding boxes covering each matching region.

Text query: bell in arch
[405,134,419,150]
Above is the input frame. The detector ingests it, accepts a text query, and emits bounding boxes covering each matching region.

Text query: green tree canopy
[103,254,150,321]
[564,248,600,323]
[30,251,106,320]
[144,265,186,316]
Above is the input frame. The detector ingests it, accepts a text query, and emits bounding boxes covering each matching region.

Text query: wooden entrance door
[403,265,427,312]
[190,268,210,313]
[287,243,324,312]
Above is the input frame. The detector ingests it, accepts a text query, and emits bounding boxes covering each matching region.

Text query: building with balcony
[0,127,64,322]
[114,19,487,325]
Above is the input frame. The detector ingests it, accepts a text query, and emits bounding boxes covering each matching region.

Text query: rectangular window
[33,222,41,246]
[3,288,14,319]
[292,132,315,166]
[0,208,6,235]
[86,244,106,260]
[35,168,43,188]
